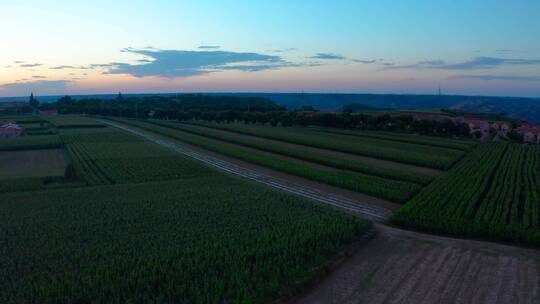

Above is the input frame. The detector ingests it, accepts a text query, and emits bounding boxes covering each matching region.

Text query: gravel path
[101,119,392,221]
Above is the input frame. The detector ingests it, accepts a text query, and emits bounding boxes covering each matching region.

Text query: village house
[490,121,511,137]
[0,121,23,138]
[515,124,540,143]
[460,119,490,138]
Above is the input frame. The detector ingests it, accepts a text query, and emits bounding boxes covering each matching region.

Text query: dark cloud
[105,48,296,78]
[198,45,220,49]
[448,74,540,82]
[0,80,70,95]
[310,53,346,60]
[385,57,540,70]
[32,76,46,79]
[20,63,43,68]
[353,59,377,64]
[89,63,114,68]
[50,65,75,70]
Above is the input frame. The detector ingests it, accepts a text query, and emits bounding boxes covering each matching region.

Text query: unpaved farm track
[295,224,540,304]
[103,119,540,304]
[102,120,392,221]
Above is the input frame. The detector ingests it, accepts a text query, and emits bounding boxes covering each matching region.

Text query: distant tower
[438,85,442,96]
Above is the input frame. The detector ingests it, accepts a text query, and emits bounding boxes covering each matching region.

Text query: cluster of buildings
[0,121,23,138]
[413,114,540,143]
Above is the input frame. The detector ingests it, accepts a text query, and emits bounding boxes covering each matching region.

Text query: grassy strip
[0,135,62,151]
[153,121,432,185]
[308,127,476,151]
[113,118,420,203]
[188,121,462,170]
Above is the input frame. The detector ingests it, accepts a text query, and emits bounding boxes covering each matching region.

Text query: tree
[29,92,39,108]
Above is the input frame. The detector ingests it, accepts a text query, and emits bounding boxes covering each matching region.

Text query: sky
[1,0,539,97]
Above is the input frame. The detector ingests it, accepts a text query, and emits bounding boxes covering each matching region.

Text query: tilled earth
[295,225,540,304]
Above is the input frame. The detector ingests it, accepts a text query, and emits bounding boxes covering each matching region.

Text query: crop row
[152,121,433,185]
[188,121,463,169]
[392,143,540,246]
[60,127,214,185]
[309,127,476,151]
[115,118,421,203]
[0,134,62,151]
[0,175,371,303]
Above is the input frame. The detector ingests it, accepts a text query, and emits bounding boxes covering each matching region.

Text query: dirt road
[295,224,539,304]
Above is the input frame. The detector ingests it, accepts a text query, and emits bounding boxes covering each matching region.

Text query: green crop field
[0,116,372,303]
[0,177,370,303]
[46,115,107,128]
[59,127,215,185]
[188,121,464,169]
[392,143,540,246]
[0,134,62,151]
[152,121,433,185]
[309,127,476,151]
[111,118,421,203]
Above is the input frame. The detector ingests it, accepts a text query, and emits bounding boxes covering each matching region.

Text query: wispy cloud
[310,53,345,60]
[272,48,297,53]
[32,75,47,79]
[50,65,75,70]
[19,63,43,68]
[13,61,25,64]
[353,59,377,64]
[384,56,540,70]
[448,74,540,82]
[105,48,303,78]
[198,45,220,49]
[495,49,514,54]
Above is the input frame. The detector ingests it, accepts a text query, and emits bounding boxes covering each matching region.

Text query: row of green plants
[0,134,62,151]
[309,127,476,151]
[0,173,371,303]
[114,118,421,203]
[153,121,433,185]
[392,142,540,246]
[188,121,463,169]
[59,128,213,185]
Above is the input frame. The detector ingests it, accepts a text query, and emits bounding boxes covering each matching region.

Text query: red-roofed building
[462,119,490,137]
[515,124,540,143]
[0,121,23,138]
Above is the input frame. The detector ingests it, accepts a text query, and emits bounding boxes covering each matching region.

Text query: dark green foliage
[0,177,371,303]
[188,121,463,169]
[392,143,540,246]
[0,135,62,151]
[59,128,215,185]
[114,118,420,203]
[154,121,433,185]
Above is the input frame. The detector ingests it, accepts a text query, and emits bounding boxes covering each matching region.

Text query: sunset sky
[1,0,539,97]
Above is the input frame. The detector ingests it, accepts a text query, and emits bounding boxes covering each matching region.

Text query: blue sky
[1,0,539,97]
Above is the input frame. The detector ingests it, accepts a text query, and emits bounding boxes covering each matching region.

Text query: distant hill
[2,92,540,122]
[342,103,379,112]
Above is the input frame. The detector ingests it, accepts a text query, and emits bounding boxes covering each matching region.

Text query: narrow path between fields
[100,119,393,221]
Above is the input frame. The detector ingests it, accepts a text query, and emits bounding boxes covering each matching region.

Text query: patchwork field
[187,121,465,169]
[0,149,67,179]
[109,118,426,203]
[0,116,372,303]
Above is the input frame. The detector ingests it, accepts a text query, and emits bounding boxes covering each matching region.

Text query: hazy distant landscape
[3,92,540,122]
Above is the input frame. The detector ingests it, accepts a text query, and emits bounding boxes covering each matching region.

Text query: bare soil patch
[294,224,540,304]
[0,149,67,179]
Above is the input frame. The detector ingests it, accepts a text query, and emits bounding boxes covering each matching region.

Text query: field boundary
[100,119,392,221]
